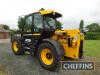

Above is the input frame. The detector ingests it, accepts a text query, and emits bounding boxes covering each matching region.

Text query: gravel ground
[0,39,100,75]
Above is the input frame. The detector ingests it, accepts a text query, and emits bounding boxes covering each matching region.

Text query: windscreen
[44,16,56,29]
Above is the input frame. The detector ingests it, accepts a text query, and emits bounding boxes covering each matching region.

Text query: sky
[0,0,100,29]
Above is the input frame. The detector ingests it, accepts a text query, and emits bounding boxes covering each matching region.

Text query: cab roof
[39,10,55,15]
[25,9,62,18]
[39,9,62,18]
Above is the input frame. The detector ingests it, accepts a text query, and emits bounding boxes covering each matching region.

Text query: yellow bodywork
[51,29,83,59]
[39,10,55,15]
[32,33,41,36]
[62,30,80,58]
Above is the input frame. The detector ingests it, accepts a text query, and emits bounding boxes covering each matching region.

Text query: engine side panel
[61,30,81,58]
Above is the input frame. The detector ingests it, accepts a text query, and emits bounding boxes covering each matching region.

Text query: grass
[84,40,100,57]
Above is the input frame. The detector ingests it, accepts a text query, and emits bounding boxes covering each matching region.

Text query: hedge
[85,32,100,40]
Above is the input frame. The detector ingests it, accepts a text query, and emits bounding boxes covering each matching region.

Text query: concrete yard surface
[0,39,10,43]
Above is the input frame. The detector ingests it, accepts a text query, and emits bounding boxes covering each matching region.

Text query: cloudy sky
[0,0,100,29]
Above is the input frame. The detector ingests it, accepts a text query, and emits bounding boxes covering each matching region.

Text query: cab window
[44,16,56,29]
[25,15,33,32]
[34,13,43,32]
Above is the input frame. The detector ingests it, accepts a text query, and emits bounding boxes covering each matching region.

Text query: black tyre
[12,38,25,55]
[79,40,84,58]
[37,42,60,70]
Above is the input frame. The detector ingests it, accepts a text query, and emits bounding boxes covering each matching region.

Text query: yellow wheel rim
[13,41,18,52]
[41,48,53,65]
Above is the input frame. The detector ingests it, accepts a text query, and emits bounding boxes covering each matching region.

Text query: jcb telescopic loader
[11,9,84,70]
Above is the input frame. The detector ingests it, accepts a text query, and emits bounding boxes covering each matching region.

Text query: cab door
[33,13,43,43]
[33,13,43,33]
[22,14,33,45]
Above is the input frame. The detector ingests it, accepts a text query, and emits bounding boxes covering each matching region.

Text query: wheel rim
[13,41,18,52]
[40,48,53,65]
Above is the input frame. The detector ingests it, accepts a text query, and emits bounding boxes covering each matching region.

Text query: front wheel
[37,42,60,70]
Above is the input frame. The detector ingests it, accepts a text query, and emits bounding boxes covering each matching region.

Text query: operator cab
[24,9,62,33]
[20,9,62,49]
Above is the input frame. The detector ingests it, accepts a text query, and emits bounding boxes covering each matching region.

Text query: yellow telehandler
[11,8,84,70]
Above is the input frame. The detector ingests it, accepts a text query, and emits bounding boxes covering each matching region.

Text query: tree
[18,17,26,30]
[10,29,17,37]
[85,23,100,32]
[56,21,63,29]
[79,20,84,31]
[2,24,10,30]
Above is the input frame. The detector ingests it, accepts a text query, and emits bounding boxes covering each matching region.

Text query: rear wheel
[38,42,60,70]
[12,39,25,55]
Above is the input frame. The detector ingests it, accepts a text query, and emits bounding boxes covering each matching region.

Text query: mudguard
[42,39,65,56]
